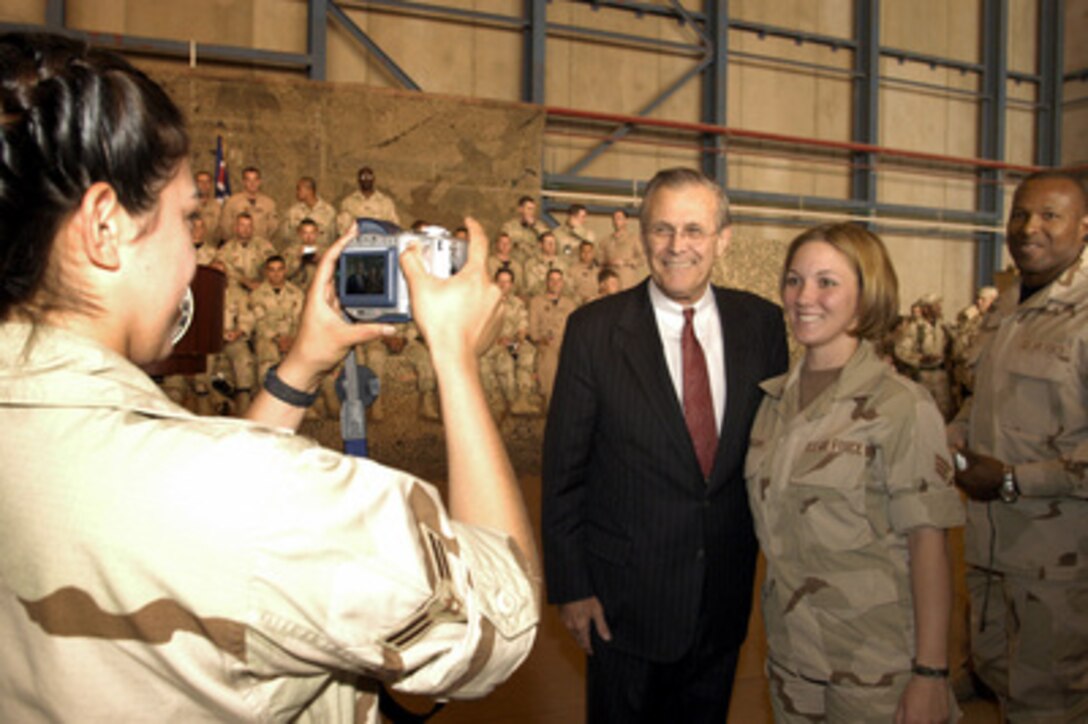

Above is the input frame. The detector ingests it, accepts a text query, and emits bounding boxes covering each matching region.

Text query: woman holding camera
[0,32,537,721]
[744,223,963,723]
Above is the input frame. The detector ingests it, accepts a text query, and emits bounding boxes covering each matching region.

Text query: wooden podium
[143,265,226,377]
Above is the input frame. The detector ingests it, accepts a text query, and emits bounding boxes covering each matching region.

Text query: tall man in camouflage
[949,171,1088,722]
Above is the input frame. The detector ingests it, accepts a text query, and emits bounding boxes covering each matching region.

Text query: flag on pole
[214,135,230,202]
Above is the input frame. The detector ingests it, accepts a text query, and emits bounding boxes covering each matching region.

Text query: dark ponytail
[0,32,189,321]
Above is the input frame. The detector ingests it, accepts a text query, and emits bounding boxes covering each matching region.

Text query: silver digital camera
[337,218,467,323]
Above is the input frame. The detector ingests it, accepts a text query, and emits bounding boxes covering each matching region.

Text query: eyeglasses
[647,223,714,244]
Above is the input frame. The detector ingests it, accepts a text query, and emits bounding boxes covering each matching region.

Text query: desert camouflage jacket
[746,340,964,681]
[0,323,537,722]
[952,250,1088,580]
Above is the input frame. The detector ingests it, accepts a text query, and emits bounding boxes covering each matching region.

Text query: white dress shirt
[648,281,727,433]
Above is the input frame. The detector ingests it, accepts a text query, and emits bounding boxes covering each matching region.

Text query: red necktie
[683,308,717,478]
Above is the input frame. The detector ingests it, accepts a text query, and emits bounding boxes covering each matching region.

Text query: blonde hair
[781,223,899,342]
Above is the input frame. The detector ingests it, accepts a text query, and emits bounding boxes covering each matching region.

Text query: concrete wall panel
[159,72,544,236]
[1008,0,1038,74]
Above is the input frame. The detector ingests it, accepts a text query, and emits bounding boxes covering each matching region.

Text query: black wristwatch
[999,464,1020,503]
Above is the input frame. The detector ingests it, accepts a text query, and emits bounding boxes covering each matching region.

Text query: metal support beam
[563,57,711,178]
[852,0,879,221]
[328,1,420,91]
[1036,0,1064,165]
[45,0,65,28]
[544,171,1002,228]
[701,0,728,185]
[977,0,1008,286]
[524,0,546,104]
[0,21,312,69]
[561,2,712,179]
[308,0,328,81]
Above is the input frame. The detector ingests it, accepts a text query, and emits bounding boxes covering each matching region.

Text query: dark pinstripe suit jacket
[542,280,788,661]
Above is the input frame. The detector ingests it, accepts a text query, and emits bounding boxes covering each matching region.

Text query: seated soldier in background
[501,195,550,266]
[523,231,569,299]
[950,285,998,410]
[599,208,647,290]
[219,165,279,243]
[487,231,524,297]
[553,203,596,258]
[337,165,400,232]
[363,322,439,422]
[282,176,338,250]
[568,239,601,306]
[209,266,257,415]
[194,170,222,245]
[480,269,540,417]
[191,216,218,266]
[216,211,277,294]
[529,268,577,407]
[597,266,621,297]
[282,218,325,290]
[251,255,306,383]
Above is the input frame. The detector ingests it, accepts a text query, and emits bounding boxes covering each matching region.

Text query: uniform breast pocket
[788,444,876,553]
[1001,349,1070,436]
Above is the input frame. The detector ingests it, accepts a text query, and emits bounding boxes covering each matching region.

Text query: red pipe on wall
[545,105,1044,175]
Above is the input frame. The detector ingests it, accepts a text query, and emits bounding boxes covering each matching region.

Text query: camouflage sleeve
[246,439,537,700]
[1014,439,1088,498]
[515,303,529,337]
[947,395,971,447]
[883,390,964,533]
[237,297,256,337]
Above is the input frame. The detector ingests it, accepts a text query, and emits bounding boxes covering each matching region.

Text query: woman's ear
[75,182,135,271]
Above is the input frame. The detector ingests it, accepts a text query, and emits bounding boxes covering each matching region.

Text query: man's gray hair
[639,167,731,231]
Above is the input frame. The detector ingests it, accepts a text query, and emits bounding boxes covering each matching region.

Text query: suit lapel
[614,282,696,469]
[712,288,755,487]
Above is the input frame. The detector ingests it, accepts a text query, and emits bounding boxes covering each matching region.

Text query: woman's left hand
[895,675,950,724]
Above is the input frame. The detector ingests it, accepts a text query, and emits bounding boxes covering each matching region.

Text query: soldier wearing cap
[894,293,953,419]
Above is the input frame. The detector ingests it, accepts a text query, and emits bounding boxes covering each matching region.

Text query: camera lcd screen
[339,247,398,309]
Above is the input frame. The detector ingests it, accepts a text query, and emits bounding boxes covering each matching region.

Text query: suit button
[696,548,705,560]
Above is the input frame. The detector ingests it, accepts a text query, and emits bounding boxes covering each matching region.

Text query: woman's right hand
[400,217,501,365]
